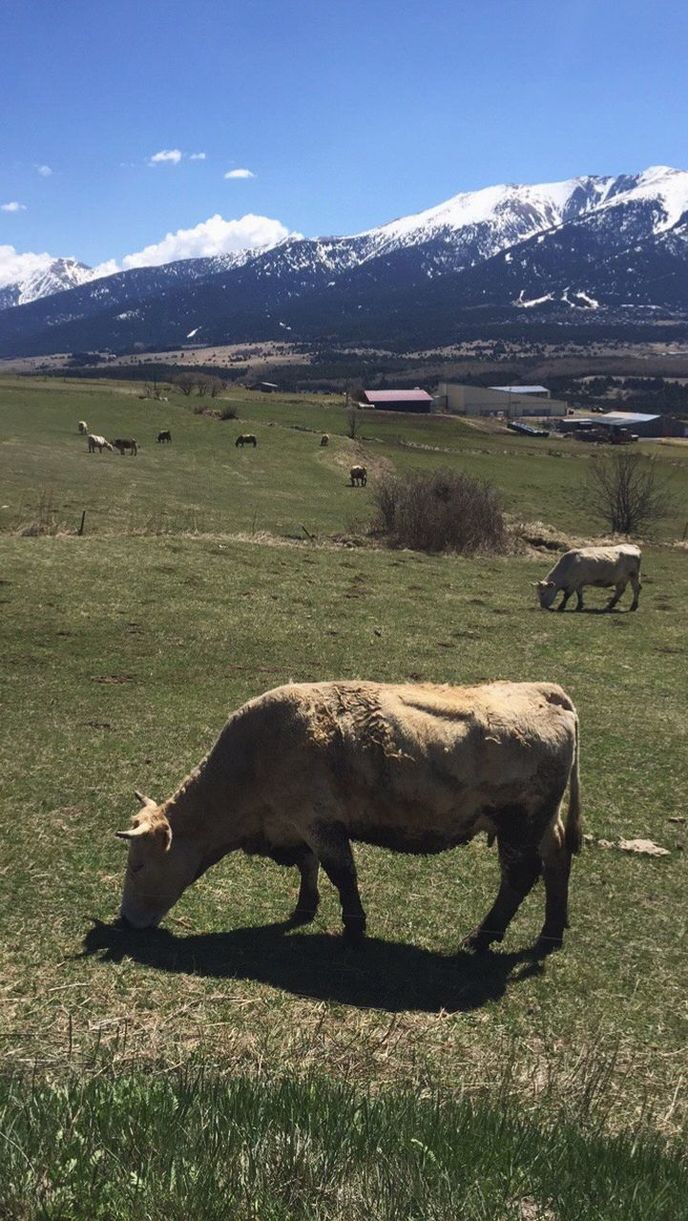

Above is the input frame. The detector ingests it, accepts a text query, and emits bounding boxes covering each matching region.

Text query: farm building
[558,412,664,438]
[361,389,433,413]
[437,382,567,418]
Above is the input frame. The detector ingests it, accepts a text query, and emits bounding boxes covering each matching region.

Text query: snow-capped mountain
[0,256,94,310]
[1,166,688,357]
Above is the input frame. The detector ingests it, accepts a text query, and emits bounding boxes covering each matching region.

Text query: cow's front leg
[309,820,366,944]
[558,589,572,611]
[292,848,320,923]
[575,588,585,611]
[462,838,541,952]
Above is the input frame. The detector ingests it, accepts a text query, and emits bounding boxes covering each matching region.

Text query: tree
[586,450,671,535]
[171,372,196,397]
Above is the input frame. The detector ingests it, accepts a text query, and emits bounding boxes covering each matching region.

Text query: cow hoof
[460,928,499,953]
[343,922,366,947]
[291,906,318,925]
[534,932,563,955]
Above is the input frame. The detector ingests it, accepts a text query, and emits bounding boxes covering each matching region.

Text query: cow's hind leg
[292,848,320,923]
[463,832,541,952]
[606,580,626,611]
[537,823,573,952]
[308,820,366,944]
[629,571,641,611]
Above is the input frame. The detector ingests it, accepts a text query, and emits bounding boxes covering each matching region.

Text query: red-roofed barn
[361,388,433,413]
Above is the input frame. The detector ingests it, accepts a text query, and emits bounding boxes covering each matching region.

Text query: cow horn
[134,790,156,808]
[115,824,149,841]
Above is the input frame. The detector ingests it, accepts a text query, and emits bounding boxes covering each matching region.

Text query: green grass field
[1,376,686,1214]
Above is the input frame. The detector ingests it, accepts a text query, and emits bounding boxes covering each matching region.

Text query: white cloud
[224,168,255,179]
[90,212,297,275]
[148,149,183,166]
[0,245,54,288]
[1,201,27,213]
[36,164,53,177]
[189,152,206,161]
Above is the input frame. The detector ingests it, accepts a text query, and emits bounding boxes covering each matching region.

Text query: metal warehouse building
[437,382,567,418]
[558,412,664,438]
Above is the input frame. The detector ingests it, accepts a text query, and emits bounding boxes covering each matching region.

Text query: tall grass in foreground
[0,1072,685,1220]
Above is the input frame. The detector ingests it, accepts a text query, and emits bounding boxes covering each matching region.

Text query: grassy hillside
[2,376,687,538]
[1,375,686,1209]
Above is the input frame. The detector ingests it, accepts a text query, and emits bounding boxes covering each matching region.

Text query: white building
[437,382,567,418]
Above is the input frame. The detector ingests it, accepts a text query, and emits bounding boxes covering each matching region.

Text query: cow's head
[535,580,558,609]
[116,792,202,928]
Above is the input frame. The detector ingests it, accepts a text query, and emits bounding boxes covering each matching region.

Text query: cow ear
[134,790,157,809]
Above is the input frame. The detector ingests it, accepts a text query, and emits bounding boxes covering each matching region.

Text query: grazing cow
[235,434,257,448]
[535,544,642,612]
[112,437,138,456]
[87,434,113,454]
[320,434,329,447]
[157,430,172,444]
[350,464,367,487]
[116,680,582,953]
[78,420,88,434]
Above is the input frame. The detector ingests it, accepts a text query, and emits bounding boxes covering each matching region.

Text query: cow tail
[566,713,583,855]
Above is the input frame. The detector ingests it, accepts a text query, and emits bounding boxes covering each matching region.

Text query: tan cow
[350,464,367,486]
[87,434,113,453]
[536,544,642,611]
[116,680,582,953]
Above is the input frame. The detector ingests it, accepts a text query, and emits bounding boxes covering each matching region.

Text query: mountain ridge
[1,166,687,356]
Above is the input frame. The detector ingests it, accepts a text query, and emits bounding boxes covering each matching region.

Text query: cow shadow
[81,918,545,1014]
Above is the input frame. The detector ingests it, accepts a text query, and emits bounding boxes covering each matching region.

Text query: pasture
[1,376,686,1215]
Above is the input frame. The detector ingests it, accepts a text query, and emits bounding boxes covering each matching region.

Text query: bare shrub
[17,491,67,537]
[371,468,507,554]
[219,405,238,420]
[586,450,672,535]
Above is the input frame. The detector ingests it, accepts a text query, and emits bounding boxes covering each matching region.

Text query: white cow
[116,680,582,953]
[87,434,113,454]
[536,544,642,612]
[78,420,88,434]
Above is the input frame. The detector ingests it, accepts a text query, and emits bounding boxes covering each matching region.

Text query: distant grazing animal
[87,434,113,454]
[112,437,138,456]
[535,544,642,612]
[235,434,257,448]
[116,679,581,954]
[320,434,329,447]
[78,420,88,434]
[350,464,367,486]
[157,430,172,444]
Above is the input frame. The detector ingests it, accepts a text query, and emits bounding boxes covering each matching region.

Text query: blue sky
[1,0,687,276]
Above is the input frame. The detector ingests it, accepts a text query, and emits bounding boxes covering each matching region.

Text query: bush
[219,405,238,420]
[371,468,507,554]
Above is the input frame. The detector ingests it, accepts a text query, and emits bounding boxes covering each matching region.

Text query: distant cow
[87,434,113,454]
[350,464,367,486]
[116,680,582,953]
[78,420,88,434]
[112,438,138,456]
[536,544,642,612]
[236,434,257,448]
[320,434,329,447]
[157,430,172,444]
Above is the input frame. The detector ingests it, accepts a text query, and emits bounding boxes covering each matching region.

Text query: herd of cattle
[79,419,368,487]
[85,410,646,951]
